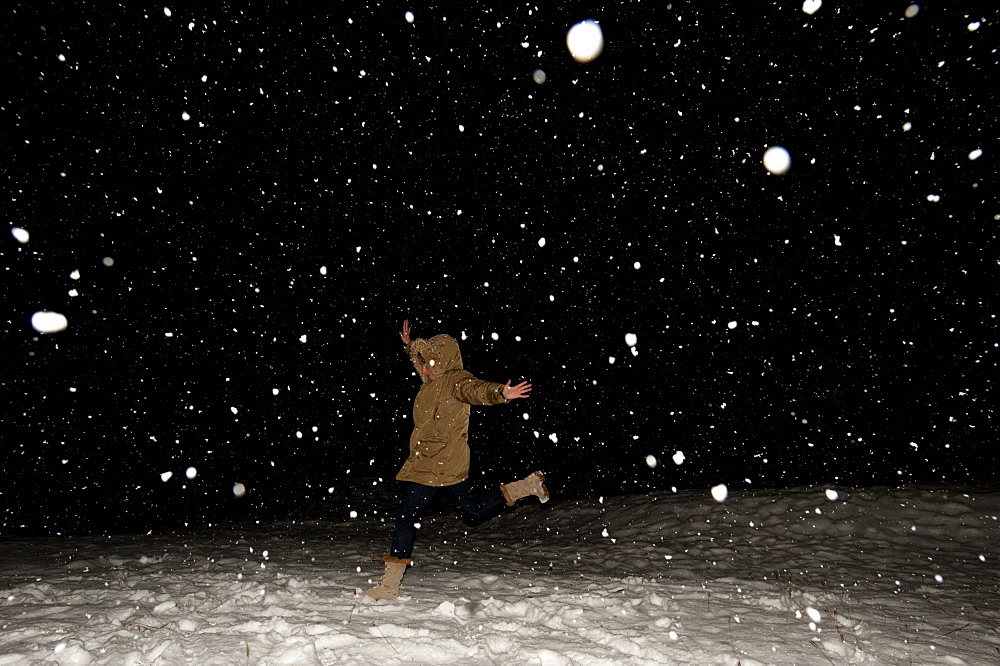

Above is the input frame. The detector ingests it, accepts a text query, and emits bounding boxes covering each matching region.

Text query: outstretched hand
[400,319,411,345]
[502,380,532,401]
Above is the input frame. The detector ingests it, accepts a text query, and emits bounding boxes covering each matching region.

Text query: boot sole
[536,472,550,504]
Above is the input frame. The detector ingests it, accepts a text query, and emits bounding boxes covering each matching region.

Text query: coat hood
[407,334,464,383]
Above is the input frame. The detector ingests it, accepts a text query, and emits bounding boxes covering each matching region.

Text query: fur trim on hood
[407,334,464,383]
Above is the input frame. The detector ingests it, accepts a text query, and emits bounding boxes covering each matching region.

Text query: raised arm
[400,319,411,346]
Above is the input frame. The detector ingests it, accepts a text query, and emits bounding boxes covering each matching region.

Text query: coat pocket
[414,437,447,458]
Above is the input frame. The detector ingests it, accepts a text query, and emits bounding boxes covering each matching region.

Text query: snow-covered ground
[1,485,997,665]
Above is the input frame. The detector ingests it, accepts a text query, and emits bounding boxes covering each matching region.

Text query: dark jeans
[390,480,507,559]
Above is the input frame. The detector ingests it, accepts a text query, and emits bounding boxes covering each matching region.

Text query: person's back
[398,333,508,487]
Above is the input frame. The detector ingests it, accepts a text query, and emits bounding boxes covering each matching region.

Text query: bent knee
[458,512,489,527]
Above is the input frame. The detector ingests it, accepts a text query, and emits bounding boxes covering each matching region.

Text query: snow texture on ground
[1,485,997,665]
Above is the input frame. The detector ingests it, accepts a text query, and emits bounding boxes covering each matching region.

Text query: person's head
[418,351,439,380]
[407,334,463,382]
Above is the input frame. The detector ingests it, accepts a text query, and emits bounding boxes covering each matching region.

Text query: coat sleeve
[449,370,509,406]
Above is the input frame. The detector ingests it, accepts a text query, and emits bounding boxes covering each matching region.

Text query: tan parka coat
[396,334,511,486]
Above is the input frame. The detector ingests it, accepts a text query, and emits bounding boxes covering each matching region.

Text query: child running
[360,320,549,600]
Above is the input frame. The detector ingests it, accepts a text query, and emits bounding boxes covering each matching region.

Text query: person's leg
[361,482,440,600]
[390,482,439,559]
[444,480,507,527]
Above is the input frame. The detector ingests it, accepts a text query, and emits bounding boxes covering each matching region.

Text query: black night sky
[4,2,996,535]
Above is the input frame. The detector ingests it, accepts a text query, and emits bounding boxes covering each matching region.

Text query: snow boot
[501,471,549,507]
[360,554,410,600]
